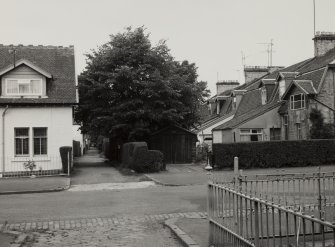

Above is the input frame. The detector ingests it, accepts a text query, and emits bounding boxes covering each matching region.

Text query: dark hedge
[121,142,164,173]
[213,139,335,169]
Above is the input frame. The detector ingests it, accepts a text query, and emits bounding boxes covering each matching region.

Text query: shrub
[121,142,164,173]
[195,143,209,162]
[59,146,73,174]
[213,139,335,169]
[132,150,164,173]
[121,142,148,167]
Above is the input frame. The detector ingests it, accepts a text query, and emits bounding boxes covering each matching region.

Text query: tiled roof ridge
[296,66,326,77]
[0,44,74,50]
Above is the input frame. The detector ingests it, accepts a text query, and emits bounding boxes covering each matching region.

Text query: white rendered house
[0,45,77,176]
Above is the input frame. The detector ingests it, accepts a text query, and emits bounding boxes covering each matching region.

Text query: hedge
[213,139,335,169]
[121,142,164,173]
[59,146,73,174]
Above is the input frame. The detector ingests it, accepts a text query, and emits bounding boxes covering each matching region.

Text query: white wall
[197,114,234,143]
[0,107,73,173]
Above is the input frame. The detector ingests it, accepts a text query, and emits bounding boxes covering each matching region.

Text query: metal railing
[0,156,68,178]
[208,182,335,247]
[208,157,335,246]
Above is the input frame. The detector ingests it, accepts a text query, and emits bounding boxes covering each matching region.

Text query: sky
[1,0,335,96]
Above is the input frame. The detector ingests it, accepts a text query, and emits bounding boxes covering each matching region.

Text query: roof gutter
[1,105,9,177]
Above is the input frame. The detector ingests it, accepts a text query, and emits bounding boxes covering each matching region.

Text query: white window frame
[6,78,42,96]
[15,128,30,156]
[240,129,263,142]
[33,127,48,156]
[290,93,305,110]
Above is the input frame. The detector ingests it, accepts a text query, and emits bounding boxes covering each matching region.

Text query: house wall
[0,107,73,173]
[233,106,281,142]
[316,68,335,121]
[283,87,309,140]
[197,114,234,143]
[1,65,47,96]
[213,129,233,143]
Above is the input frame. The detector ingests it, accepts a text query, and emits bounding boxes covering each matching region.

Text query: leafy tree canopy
[309,108,335,139]
[76,27,210,142]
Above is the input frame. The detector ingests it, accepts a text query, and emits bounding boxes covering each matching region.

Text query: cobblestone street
[23,221,182,247]
[2,212,205,247]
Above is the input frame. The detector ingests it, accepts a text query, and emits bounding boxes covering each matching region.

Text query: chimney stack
[216,80,239,95]
[313,32,335,57]
[244,66,269,84]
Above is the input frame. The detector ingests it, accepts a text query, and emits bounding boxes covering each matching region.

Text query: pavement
[0,176,70,195]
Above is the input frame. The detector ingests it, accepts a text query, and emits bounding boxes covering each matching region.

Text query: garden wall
[213,139,335,169]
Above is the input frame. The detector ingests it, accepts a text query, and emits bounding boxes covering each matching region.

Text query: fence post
[317,167,322,221]
[67,151,70,177]
[254,199,260,247]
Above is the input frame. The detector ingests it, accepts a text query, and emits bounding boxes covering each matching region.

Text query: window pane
[15,139,22,155]
[41,138,47,154]
[34,128,47,137]
[294,94,302,101]
[7,80,18,94]
[240,135,250,142]
[19,84,30,94]
[15,128,28,137]
[22,138,29,154]
[30,80,41,94]
[33,128,47,155]
[34,138,41,155]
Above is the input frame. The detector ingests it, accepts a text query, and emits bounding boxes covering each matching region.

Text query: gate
[208,159,335,246]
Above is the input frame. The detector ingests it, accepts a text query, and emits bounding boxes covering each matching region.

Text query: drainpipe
[1,105,9,177]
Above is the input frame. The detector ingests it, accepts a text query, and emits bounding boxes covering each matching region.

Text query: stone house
[212,32,335,143]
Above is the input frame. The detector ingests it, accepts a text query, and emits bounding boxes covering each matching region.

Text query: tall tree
[76,27,209,142]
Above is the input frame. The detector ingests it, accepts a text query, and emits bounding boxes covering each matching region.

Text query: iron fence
[208,182,335,247]
[0,156,68,178]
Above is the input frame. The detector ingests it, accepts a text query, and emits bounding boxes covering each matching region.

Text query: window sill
[12,157,51,162]
[0,96,48,99]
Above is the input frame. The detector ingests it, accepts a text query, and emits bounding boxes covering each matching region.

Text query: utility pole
[313,0,316,36]
[241,51,246,67]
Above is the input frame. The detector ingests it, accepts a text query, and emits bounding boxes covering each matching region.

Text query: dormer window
[290,93,305,110]
[6,78,42,96]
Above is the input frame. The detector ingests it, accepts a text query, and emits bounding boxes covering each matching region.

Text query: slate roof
[0,44,76,105]
[295,68,326,92]
[296,47,335,74]
[213,100,281,130]
[294,80,317,94]
[234,89,262,117]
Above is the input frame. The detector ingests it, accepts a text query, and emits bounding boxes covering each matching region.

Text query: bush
[59,146,73,174]
[213,139,335,169]
[132,150,164,173]
[195,143,209,162]
[121,142,164,173]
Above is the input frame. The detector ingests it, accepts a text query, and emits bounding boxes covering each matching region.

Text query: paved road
[0,185,207,223]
